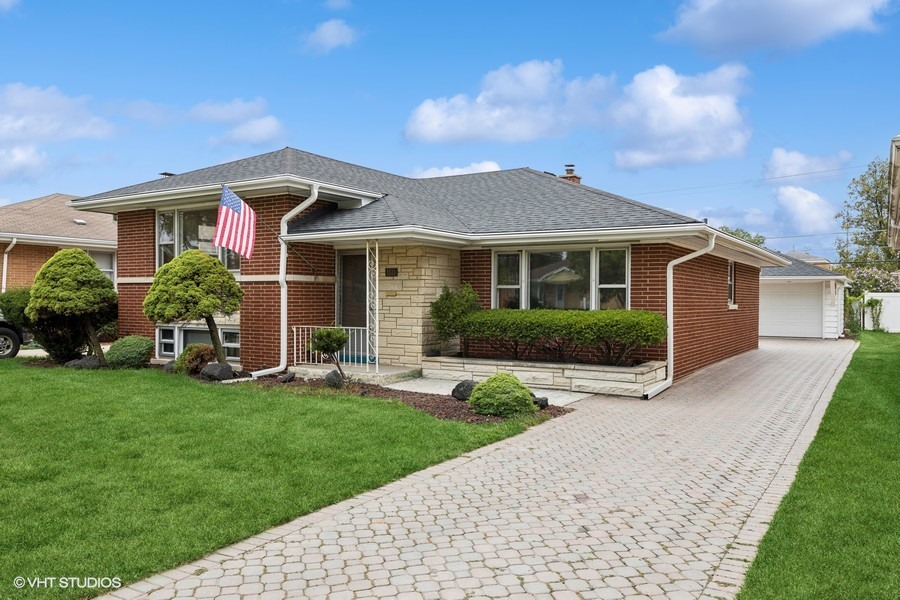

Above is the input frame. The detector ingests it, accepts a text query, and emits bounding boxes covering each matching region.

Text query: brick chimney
[559,164,581,184]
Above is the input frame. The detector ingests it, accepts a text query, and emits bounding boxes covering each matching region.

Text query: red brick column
[116,210,156,338]
[460,249,492,308]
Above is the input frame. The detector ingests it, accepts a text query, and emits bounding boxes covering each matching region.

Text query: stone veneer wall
[378,245,460,368]
[422,356,667,398]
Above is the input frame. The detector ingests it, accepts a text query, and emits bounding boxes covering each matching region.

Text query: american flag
[213,185,256,260]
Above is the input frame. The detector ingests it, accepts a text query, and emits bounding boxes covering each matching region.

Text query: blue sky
[0,0,897,259]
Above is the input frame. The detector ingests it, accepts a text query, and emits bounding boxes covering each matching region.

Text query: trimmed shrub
[0,287,30,330]
[1,286,87,363]
[468,373,538,417]
[429,283,482,343]
[311,327,350,379]
[107,336,155,369]
[173,343,216,376]
[461,308,667,366]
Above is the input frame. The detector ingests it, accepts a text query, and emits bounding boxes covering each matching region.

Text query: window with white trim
[89,251,115,283]
[493,248,629,310]
[156,325,241,363]
[727,261,736,305]
[157,208,240,270]
[495,253,522,309]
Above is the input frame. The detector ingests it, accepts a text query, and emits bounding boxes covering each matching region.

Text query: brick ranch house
[72,148,787,395]
[1,193,117,293]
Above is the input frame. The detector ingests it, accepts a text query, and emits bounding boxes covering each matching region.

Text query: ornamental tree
[25,249,118,366]
[143,250,243,364]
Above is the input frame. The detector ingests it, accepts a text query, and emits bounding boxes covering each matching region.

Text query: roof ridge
[520,168,700,224]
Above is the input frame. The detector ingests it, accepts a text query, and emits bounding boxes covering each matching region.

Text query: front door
[340,254,367,327]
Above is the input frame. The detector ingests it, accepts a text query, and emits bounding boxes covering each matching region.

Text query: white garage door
[760,282,823,338]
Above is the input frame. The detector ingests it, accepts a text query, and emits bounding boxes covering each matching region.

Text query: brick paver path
[105,339,856,600]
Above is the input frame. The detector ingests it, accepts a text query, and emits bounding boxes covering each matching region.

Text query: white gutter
[0,232,116,248]
[1,237,17,293]
[643,232,717,400]
[251,184,320,379]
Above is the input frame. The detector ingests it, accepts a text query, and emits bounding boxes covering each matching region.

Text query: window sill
[728,303,739,310]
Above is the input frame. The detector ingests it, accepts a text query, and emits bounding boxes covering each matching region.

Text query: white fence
[863,293,900,332]
[292,325,377,368]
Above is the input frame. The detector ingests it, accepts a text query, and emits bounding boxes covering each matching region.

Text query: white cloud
[324,0,351,9]
[405,59,612,143]
[303,19,358,54]
[775,185,837,234]
[214,115,285,146]
[610,63,751,169]
[189,97,267,123]
[0,0,20,11]
[662,0,890,54]
[765,147,852,179]
[412,160,501,178]
[0,145,46,181]
[0,83,113,145]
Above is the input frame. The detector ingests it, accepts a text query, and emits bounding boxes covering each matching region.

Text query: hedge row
[460,309,666,366]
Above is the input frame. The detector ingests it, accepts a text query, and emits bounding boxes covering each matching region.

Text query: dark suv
[0,310,25,359]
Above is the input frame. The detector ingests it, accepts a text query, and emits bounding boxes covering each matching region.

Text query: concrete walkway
[103,339,857,600]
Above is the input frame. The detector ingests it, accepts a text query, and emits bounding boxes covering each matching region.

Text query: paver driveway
[106,338,856,600]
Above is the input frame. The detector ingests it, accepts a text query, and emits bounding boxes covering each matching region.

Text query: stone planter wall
[422,356,667,398]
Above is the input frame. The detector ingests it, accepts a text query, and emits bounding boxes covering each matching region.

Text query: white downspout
[251,184,320,379]
[643,233,717,399]
[2,238,18,293]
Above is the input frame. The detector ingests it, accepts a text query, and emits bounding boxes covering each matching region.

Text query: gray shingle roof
[0,194,116,241]
[761,251,841,278]
[75,147,699,235]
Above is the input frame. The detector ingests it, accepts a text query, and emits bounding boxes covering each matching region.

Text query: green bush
[0,287,87,363]
[311,327,350,379]
[106,336,155,369]
[468,373,538,417]
[429,283,482,343]
[461,308,666,365]
[173,344,216,376]
[0,287,30,330]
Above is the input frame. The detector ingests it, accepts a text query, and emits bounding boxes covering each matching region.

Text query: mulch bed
[258,377,574,424]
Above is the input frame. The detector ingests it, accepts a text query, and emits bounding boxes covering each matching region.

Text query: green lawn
[738,332,900,599]
[0,360,539,599]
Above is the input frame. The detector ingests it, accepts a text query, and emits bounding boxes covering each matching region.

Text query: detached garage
[760,255,848,339]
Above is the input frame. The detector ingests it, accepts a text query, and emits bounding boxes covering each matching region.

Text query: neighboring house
[760,252,848,339]
[890,134,900,249]
[0,194,117,293]
[784,250,832,270]
[71,147,787,382]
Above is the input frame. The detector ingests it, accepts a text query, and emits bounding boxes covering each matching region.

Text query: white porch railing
[292,325,378,371]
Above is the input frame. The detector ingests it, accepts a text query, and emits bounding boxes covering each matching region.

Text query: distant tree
[25,249,118,366]
[719,226,766,247]
[143,250,243,364]
[836,157,900,273]
[846,266,900,296]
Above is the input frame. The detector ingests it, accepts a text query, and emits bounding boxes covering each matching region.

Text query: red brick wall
[459,243,760,380]
[113,198,338,370]
[4,243,56,289]
[461,249,492,308]
[116,210,157,338]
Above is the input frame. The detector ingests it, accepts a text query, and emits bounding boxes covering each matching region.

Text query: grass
[738,331,900,599]
[0,359,541,598]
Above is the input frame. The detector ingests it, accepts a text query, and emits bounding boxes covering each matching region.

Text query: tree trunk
[85,320,107,367]
[204,314,228,364]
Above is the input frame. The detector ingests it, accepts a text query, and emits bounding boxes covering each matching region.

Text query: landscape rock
[64,355,101,370]
[533,396,550,410]
[324,369,344,388]
[200,362,234,381]
[163,360,176,373]
[279,372,296,384]
[425,348,441,357]
[452,379,476,401]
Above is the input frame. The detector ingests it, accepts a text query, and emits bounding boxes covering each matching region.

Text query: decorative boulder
[533,396,550,410]
[324,369,344,388]
[425,348,441,357]
[452,379,476,401]
[64,355,101,370]
[200,362,234,381]
[163,360,176,373]
[279,372,296,384]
